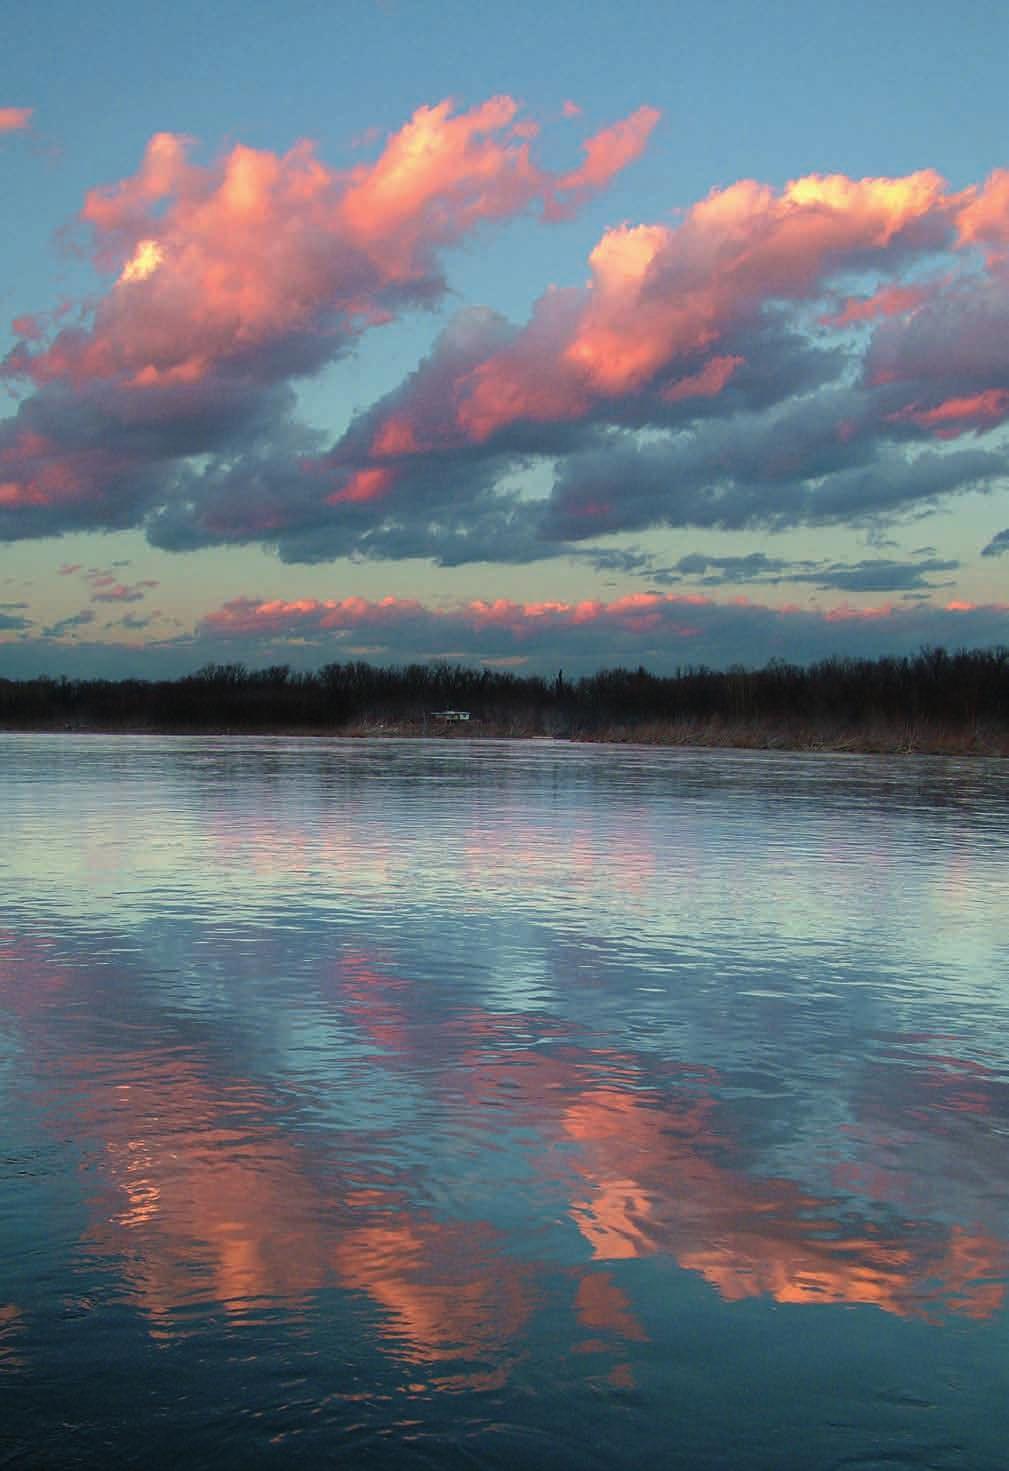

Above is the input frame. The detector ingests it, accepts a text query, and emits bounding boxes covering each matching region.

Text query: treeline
[1,646,1008,739]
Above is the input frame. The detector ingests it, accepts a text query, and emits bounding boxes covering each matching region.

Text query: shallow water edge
[2,716,1008,754]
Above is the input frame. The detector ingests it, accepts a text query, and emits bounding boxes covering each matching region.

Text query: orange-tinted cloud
[661,354,742,403]
[325,466,396,505]
[957,167,1009,251]
[0,429,130,510]
[820,281,933,327]
[191,589,1009,677]
[888,387,1009,439]
[199,590,713,641]
[198,587,1009,647]
[354,168,972,455]
[0,106,32,134]
[3,142,1008,562]
[544,106,660,221]
[6,99,656,394]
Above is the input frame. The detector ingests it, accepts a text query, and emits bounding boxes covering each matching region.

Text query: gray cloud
[569,548,959,592]
[666,552,958,592]
[543,419,1005,543]
[40,608,96,637]
[105,612,156,630]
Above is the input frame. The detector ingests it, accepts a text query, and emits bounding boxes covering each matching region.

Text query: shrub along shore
[2,647,1007,755]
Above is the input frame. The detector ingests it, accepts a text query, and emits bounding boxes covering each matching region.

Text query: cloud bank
[6,584,1009,680]
[193,589,1009,669]
[1,102,1007,589]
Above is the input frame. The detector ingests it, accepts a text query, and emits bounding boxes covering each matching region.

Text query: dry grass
[576,716,1009,756]
[4,714,1007,755]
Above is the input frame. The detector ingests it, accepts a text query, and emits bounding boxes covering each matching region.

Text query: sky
[1,0,1007,678]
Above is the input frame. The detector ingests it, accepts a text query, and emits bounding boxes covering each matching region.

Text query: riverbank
[2,715,1007,755]
[3,649,1007,753]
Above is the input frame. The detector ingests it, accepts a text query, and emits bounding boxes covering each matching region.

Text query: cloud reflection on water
[3,928,1006,1389]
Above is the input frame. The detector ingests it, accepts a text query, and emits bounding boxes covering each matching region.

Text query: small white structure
[431,709,471,722]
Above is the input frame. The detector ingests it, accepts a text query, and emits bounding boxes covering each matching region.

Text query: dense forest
[2,646,1008,752]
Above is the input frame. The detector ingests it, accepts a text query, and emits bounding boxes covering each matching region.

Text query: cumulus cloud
[1,98,655,542]
[5,99,656,396]
[1,127,1007,570]
[154,164,1005,564]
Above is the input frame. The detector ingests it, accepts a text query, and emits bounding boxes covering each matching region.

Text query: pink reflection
[574,1270,646,1342]
[79,1057,332,1323]
[4,931,1007,1371]
[79,1052,532,1369]
[560,1082,1006,1319]
[334,1213,530,1366]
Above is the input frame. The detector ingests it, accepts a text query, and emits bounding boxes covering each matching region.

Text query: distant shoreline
[2,716,1006,756]
[3,649,1007,755]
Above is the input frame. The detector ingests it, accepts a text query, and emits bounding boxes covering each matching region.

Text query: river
[2,735,1007,1468]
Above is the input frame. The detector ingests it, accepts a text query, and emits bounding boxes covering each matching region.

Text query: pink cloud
[9,315,44,341]
[0,430,129,510]
[558,172,955,395]
[325,466,396,505]
[888,388,1009,439]
[544,107,660,221]
[823,602,898,623]
[357,169,969,453]
[91,584,136,602]
[820,281,933,328]
[6,99,657,394]
[957,168,1009,251]
[337,97,544,277]
[194,591,1009,673]
[199,590,716,641]
[661,354,743,403]
[3,137,1006,560]
[0,107,32,135]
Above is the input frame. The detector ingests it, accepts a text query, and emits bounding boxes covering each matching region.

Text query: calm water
[2,735,1007,1469]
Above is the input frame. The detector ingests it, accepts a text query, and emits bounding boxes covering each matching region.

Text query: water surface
[2,736,1007,1468]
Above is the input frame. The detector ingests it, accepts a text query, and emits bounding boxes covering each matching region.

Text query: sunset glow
[0,2,1006,677]
[3,10,1008,1466]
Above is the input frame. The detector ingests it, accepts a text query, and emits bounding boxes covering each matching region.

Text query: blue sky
[1,0,1007,675]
